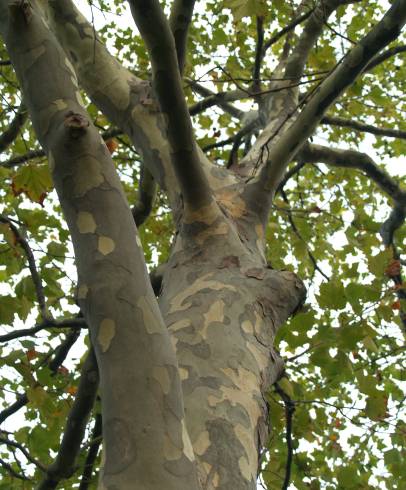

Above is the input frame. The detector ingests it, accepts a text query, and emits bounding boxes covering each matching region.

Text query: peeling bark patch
[152,366,171,394]
[235,424,256,482]
[182,420,195,461]
[98,318,116,353]
[244,268,265,280]
[217,189,247,218]
[238,455,252,482]
[164,433,183,461]
[76,211,96,233]
[169,318,192,333]
[104,418,136,475]
[72,156,104,196]
[183,201,219,225]
[98,236,115,255]
[241,320,254,334]
[77,284,89,300]
[193,430,210,456]
[246,341,269,371]
[202,300,225,339]
[169,273,236,313]
[255,223,264,240]
[52,99,68,111]
[137,295,162,334]
[178,366,189,380]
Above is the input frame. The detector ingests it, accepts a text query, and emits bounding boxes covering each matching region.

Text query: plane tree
[0,0,405,488]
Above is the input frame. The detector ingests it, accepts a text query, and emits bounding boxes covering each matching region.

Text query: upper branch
[254,0,406,199]
[284,0,354,82]
[132,164,157,227]
[0,101,27,153]
[262,8,314,58]
[297,143,406,203]
[365,44,406,71]
[128,0,213,212]
[321,115,406,140]
[252,15,264,93]
[169,0,196,75]
[46,0,180,206]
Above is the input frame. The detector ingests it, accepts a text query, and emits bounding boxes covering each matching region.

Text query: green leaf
[365,392,387,421]
[278,377,294,398]
[12,163,53,204]
[318,281,347,310]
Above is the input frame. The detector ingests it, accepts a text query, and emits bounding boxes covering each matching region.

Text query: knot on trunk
[64,111,89,138]
[9,0,33,24]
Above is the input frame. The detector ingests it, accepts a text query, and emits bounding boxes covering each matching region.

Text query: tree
[0,0,405,488]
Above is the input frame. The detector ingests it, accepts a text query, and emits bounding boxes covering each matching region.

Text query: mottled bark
[159,204,305,488]
[0,3,199,489]
[2,0,403,488]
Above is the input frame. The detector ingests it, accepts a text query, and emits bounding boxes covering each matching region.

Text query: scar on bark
[9,0,33,24]
[64,111,89,138]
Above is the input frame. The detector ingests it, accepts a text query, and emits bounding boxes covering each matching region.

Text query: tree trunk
[159,191,305,488]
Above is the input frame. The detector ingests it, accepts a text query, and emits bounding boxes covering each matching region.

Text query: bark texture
[1,0,405,488]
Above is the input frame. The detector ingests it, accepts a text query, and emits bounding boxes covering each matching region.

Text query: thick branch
[1,4,199,488]
[298,143,406,203]
[169,0,196,75]
[253,0,406,200]
[188,87,245,117]
[252,16,264,93]
[380,204,406,246]
[78,413,102,490]
[262,8,314,57]
[284,0,349,81]
[0,102,27,153]
[321,115,406,140]
[132,164,157,227]
[365,44,406,71]
[128,0,213,212]
[46,0,180,206]
[37,349,99,490]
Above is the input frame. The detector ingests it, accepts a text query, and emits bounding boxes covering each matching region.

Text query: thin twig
[0,317,86,343]
[0,215,48,319]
